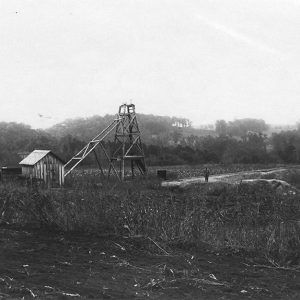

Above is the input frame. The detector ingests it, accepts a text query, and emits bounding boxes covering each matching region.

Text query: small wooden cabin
[19,150,64,187]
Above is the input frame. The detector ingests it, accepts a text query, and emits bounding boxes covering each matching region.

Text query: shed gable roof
[19,150,64,166]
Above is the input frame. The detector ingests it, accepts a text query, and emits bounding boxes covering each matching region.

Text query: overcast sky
[0,0,299,128]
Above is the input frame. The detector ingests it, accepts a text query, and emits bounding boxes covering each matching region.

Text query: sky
[0,0,299,129]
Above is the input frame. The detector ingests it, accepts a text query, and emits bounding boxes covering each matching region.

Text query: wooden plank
[41,157,45,183]
[60,161,62,185]
[41,159,44,182]
[39,161,42,180]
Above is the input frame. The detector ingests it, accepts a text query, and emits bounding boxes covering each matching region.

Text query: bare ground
[1,166,299,299]
[0,226,299,300]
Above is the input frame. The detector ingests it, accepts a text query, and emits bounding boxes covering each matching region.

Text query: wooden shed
[19,150,64,187]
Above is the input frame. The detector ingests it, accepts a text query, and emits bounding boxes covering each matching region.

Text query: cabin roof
[19,150,64,166]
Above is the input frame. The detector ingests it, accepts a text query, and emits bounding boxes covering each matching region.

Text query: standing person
[204,167,210,182]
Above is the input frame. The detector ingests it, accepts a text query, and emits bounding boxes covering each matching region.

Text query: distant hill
[46,113,215,145]
[0,118,298,167]
[0,122,58,166]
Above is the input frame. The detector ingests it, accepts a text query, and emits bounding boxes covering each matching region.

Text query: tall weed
[0,178,299,264]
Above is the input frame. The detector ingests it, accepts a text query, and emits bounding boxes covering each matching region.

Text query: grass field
[0,164,299,299]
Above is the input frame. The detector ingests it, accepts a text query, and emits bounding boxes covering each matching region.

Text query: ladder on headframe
[64,104,146,180]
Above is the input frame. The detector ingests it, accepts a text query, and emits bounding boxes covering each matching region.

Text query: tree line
[0,116,299,167]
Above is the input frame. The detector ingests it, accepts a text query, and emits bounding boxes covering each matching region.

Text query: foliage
[0,122,58,166]
[285,169,300,189]
[46,114,211,145]
[215,118,268,138]
[0,117,299,167]
[0,175,299,264]
[271,130,300,163]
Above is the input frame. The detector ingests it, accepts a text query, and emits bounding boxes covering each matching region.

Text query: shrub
[0,177,299,265]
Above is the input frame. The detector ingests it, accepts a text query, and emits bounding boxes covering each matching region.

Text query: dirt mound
[241,179,298,194]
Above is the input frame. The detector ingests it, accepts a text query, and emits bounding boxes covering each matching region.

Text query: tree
[271,131,300,163]
[227,119,268,137]
[215,120,228,137]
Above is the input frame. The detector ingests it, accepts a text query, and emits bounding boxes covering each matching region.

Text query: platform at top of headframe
[118,104,136,116]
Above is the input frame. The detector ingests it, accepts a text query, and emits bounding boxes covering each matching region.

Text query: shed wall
[21,153,64,186]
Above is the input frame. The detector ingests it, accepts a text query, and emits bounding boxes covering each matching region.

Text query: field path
[161,167,288,187]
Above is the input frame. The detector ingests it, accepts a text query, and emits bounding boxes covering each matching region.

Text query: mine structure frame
[64,104,146,180]
[108,104,146,180]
